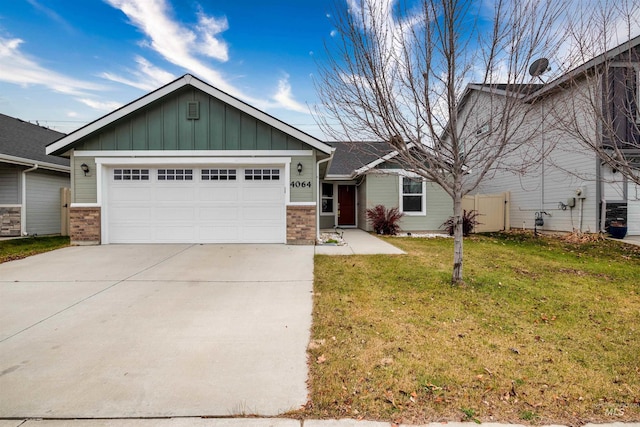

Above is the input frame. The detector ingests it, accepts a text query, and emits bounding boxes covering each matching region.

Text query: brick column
[287,205,316,245]
[0,207,21,237]
[70,207,101,245]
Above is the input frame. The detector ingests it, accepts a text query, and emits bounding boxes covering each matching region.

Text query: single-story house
[46,74,334,245]
[0,113,70,237]
[46,74,455,245]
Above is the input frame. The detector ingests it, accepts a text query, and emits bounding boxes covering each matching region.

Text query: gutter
[21,164,38,236]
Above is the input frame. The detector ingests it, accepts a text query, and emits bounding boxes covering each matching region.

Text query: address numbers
[290,181,312,188]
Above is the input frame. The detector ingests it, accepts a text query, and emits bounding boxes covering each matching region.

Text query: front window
[401,176,425,215]
[321,183,334,214]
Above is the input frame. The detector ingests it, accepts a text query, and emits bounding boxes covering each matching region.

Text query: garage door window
[158,169,193,181]
[202,169,237,181]
[113,169,149,181]
[245,169,280,181]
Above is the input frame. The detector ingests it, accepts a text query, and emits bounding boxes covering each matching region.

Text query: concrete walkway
[315,229,405,255]
[1,418,638,427]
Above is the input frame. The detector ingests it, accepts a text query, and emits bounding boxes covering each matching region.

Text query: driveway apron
[0,244,314,418]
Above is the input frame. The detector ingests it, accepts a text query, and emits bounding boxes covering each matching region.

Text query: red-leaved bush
[366,205,405,235]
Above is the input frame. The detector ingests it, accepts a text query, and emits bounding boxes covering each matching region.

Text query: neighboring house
[46,74,334,245]
[457,36,640,236]
[321,142,453,232]
[0,113,70,237]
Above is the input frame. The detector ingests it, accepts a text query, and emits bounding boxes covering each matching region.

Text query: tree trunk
[451,189,464,285]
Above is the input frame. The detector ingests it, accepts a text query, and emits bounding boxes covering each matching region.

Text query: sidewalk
[315,229,405,255]
[2,418,638,426]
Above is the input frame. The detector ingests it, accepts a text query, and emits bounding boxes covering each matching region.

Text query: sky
[0,0,336,138]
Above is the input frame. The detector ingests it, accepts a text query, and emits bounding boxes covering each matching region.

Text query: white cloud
[76,98,123,111]
[66,111,78,117]
[330,29,337,37]
[103,0,239,94]
[101,56,176,90]
[0,37,105,96]
[272,74,309,114]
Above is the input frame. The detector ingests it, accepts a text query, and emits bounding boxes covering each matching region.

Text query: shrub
[366,205,405,235]
[441,210,481,236]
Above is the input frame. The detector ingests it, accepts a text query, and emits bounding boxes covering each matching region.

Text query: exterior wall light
[81,163,90,176]
[297,162,303,175]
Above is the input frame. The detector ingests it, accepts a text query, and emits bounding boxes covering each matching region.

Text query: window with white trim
[113,169,149,181]
[245,169,280,181]
[202,169,237,181]
[157,169,193,181]
[401,176,425,215]
[321,183,334,214]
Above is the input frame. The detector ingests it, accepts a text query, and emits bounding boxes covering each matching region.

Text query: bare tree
[550,0,640,186]
[314,0,566,284]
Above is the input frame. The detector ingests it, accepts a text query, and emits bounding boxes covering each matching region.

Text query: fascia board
[0,153,70,173]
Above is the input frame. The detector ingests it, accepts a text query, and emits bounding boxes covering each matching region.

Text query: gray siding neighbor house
[0,113,70,237]
[47,74,334,245]
[459,36,640,237]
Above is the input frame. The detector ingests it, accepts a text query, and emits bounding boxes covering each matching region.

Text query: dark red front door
[338,185,356,226]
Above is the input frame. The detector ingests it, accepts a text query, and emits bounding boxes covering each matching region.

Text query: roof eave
[0,153,71,173]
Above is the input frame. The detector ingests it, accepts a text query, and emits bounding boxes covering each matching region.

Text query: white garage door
[106,166,285,243]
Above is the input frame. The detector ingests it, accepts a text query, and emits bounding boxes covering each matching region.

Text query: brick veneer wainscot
[70,207,101,244]
[287,205,316,245]
[0,206,21,237]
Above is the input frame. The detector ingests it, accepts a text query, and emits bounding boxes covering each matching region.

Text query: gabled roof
[47,74,334,156]
[0,113,69,171]
[325,141,415,178]
[525,35,640,102]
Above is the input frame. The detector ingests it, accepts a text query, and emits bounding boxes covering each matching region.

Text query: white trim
[320,181,336,216]
[399,175,427,216]
[355,142,416,175]
[75,150,314,158]
[0,154,70,173]
[47,74,334,156]
[70,203,101,208]
[287,202,317,206]
[0,204,21,208]
[94,157,290,166]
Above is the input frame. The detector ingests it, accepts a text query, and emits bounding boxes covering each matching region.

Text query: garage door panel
[155,206,196,221]
[110,207,152,222]
[243,206,283,221]
[199,206,239,220]
[111,187,152,201]
[110,225,153,243]
[107,166,286,243]
[243,186,283,202]
[199,187,240,202]
[155,187,196,201]
[156,225,196,241]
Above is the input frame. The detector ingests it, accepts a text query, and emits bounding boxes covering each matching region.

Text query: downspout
[316,156,332,242]
[21,164,38,236]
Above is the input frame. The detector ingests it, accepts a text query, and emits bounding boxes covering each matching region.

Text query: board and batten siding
[73,157,97,203]
[0,168,20,204]
[25,171,69,235]
[74,87,307,152]
[362,173,452,232]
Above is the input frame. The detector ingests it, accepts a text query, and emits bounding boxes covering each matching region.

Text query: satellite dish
[529,58,550,77]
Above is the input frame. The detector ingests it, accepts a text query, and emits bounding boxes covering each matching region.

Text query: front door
[338,185,356,226]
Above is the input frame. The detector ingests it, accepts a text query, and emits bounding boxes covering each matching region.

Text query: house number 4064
[290,181,312,188]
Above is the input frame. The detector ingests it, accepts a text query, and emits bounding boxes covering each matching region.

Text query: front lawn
[303,232,640,425]
[0,235,70,263]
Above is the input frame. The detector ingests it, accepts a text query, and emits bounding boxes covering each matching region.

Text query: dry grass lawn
[300,232,640,425]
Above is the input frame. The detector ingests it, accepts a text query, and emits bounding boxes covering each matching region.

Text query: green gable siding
[73,87,313,152]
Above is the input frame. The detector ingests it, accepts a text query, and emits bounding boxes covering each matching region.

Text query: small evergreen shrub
[441,210,481,236]
[366,205,405,235]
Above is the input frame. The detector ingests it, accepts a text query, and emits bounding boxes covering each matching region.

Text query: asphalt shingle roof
[0,113,68,167]
[327,141,395,176]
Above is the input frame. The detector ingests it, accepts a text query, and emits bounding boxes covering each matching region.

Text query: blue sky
[0,0,335,137]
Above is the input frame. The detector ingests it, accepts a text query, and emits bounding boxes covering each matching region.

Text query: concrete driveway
[0,244,314,418]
